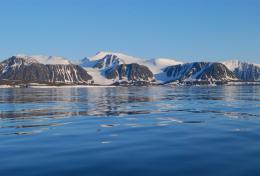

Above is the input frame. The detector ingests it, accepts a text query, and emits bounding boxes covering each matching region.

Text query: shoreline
[0,81,260,88]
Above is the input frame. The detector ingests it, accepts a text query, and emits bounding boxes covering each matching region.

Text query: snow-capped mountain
[0,55,92,84]
[223,60,260,81]
[81,51,144,68]
[1,52,259,86]
[155,62,236,84]
[80,51,183,85]
[80,52,154,85]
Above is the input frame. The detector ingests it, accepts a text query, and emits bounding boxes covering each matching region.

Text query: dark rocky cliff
[104,63,154,85]
[0,56,92,84]
[159,62,236,84]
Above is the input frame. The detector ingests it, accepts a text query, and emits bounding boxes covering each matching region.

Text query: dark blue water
[0,86,260,176]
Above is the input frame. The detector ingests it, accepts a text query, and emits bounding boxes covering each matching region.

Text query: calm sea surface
[0,86,260,176]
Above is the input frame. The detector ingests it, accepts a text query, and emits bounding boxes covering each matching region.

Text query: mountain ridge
[0,52,259,86]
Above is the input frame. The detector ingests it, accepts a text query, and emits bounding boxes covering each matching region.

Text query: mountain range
[0,52,259,86]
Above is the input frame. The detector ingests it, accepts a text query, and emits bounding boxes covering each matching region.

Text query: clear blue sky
[0,0,259,63]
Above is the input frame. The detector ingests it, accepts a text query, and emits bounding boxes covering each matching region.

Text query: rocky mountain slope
[0,56,93,84]
[80,52,182,85]
[104,63,154,85]
[155,62,236,84]
[0,52,259,86]
[223,60,260,81]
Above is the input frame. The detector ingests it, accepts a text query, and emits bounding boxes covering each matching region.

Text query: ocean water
[0,86,260,176]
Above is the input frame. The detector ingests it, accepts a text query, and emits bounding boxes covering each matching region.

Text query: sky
[0,0,259,63]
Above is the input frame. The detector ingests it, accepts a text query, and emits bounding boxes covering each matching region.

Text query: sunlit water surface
[0,86,260,176]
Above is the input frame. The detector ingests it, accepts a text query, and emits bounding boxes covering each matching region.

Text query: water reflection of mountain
[1,86,259,120]
[0,87,159,120]
[0,86,259,135]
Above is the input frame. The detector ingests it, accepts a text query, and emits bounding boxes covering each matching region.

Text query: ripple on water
[0,86,260,176]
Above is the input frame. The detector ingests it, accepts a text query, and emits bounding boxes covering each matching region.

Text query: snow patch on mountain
[11,55,39,65]
[82,51,184,73]
[84,68,114,85]
[223,60,260,81]
[15,54,71,65]
[222,60,242,71]
[144,58,183,73]
[34,56,71,65]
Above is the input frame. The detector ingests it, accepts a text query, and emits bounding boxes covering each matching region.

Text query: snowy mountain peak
[89,51,143,64]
